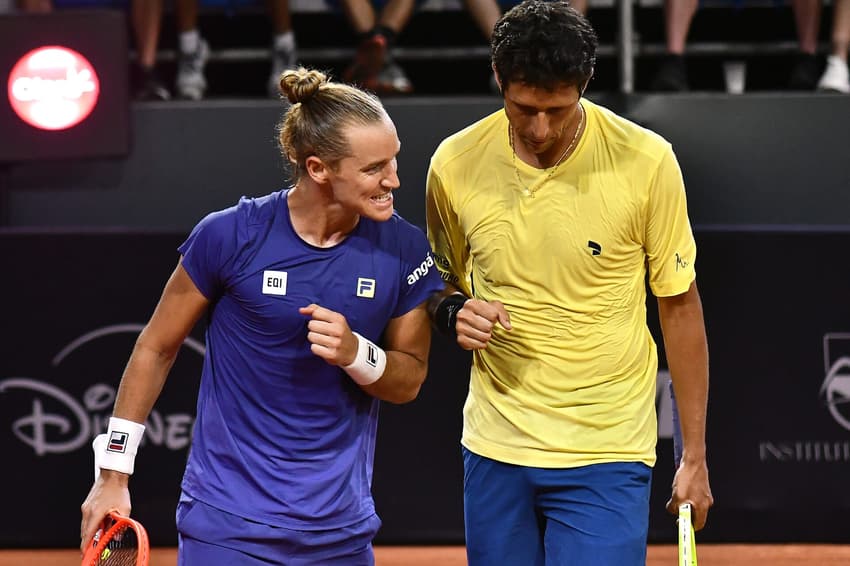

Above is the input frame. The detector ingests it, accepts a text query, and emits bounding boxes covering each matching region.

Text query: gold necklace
[509,103,584,198]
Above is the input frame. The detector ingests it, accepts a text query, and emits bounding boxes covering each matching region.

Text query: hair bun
[278,68,328,104]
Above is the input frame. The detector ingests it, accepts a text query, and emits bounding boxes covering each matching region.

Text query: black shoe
[649,55,689,92]
[131,64,171,101]
[788,53,820,90]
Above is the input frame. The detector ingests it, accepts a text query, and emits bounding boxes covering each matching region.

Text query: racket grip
[678,503,697,566]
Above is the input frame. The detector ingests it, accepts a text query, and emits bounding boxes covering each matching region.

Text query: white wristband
[98,417,146,475]
[343,332,387,386]
[92,433,107,480]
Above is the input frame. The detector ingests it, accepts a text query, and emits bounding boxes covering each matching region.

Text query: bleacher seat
[41,0,836,95]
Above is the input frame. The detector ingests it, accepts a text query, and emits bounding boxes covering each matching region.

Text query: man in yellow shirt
[425,2,713,564]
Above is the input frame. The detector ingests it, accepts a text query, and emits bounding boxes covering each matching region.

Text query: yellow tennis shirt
[426,100,697,468]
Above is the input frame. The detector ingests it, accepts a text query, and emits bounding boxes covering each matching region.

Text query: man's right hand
[79,469,131,553]
[455,299,512,350]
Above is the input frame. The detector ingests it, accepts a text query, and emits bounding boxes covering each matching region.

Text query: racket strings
[93,524,142,566]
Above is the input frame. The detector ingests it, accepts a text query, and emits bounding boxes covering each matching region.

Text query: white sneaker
[817,55,850,93]
[176,39,210,100]
[376,60,413,94]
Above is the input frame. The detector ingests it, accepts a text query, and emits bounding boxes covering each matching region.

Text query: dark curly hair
[491,0,598,92]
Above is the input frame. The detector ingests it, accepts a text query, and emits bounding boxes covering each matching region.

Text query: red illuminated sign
[7,46,100,131]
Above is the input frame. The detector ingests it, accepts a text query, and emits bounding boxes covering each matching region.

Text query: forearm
[658,283,714,528]
[112,264,208,423]
[357,303,432,404]
[97,339,177,481]
[88,340,175,488]
[666,331,708,462]
[112,334,179,423]
[361,348,429,404]
[659,286,709,463]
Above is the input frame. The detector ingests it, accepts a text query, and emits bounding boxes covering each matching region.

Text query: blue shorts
[463,448,652,566]
[176,493,381,566]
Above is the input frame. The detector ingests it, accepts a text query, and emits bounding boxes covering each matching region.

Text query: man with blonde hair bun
[80,67,443,565]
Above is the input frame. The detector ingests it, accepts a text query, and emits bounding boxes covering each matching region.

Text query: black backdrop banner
[0,229,848,547]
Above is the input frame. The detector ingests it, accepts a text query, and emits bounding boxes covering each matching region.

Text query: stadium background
[0,0,849,560]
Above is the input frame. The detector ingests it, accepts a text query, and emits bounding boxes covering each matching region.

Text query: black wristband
[435,293,467,336]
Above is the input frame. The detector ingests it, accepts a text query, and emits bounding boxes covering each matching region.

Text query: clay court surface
[3,544,850,565]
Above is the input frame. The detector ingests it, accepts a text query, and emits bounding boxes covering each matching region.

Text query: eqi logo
[7,46,100,131]
[821,333,850,431]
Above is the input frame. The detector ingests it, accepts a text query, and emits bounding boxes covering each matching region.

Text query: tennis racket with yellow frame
[677,502,698,566]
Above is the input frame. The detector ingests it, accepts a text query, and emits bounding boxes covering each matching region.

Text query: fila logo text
[107,431,128,453]
[357,278,376,298]
[366,344,378,367]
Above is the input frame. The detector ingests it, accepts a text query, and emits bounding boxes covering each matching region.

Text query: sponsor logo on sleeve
[406,254,435,285]
[434,254,451,270]
[440,271,459,284]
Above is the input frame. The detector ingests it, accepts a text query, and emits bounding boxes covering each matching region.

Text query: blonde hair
[277,67,388,180]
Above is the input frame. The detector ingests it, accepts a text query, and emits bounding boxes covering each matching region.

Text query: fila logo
[262,270,288,296]
[587,240,602,256]
[366,344,378,367]
[357,278,376,298]
[107,431,128,453]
